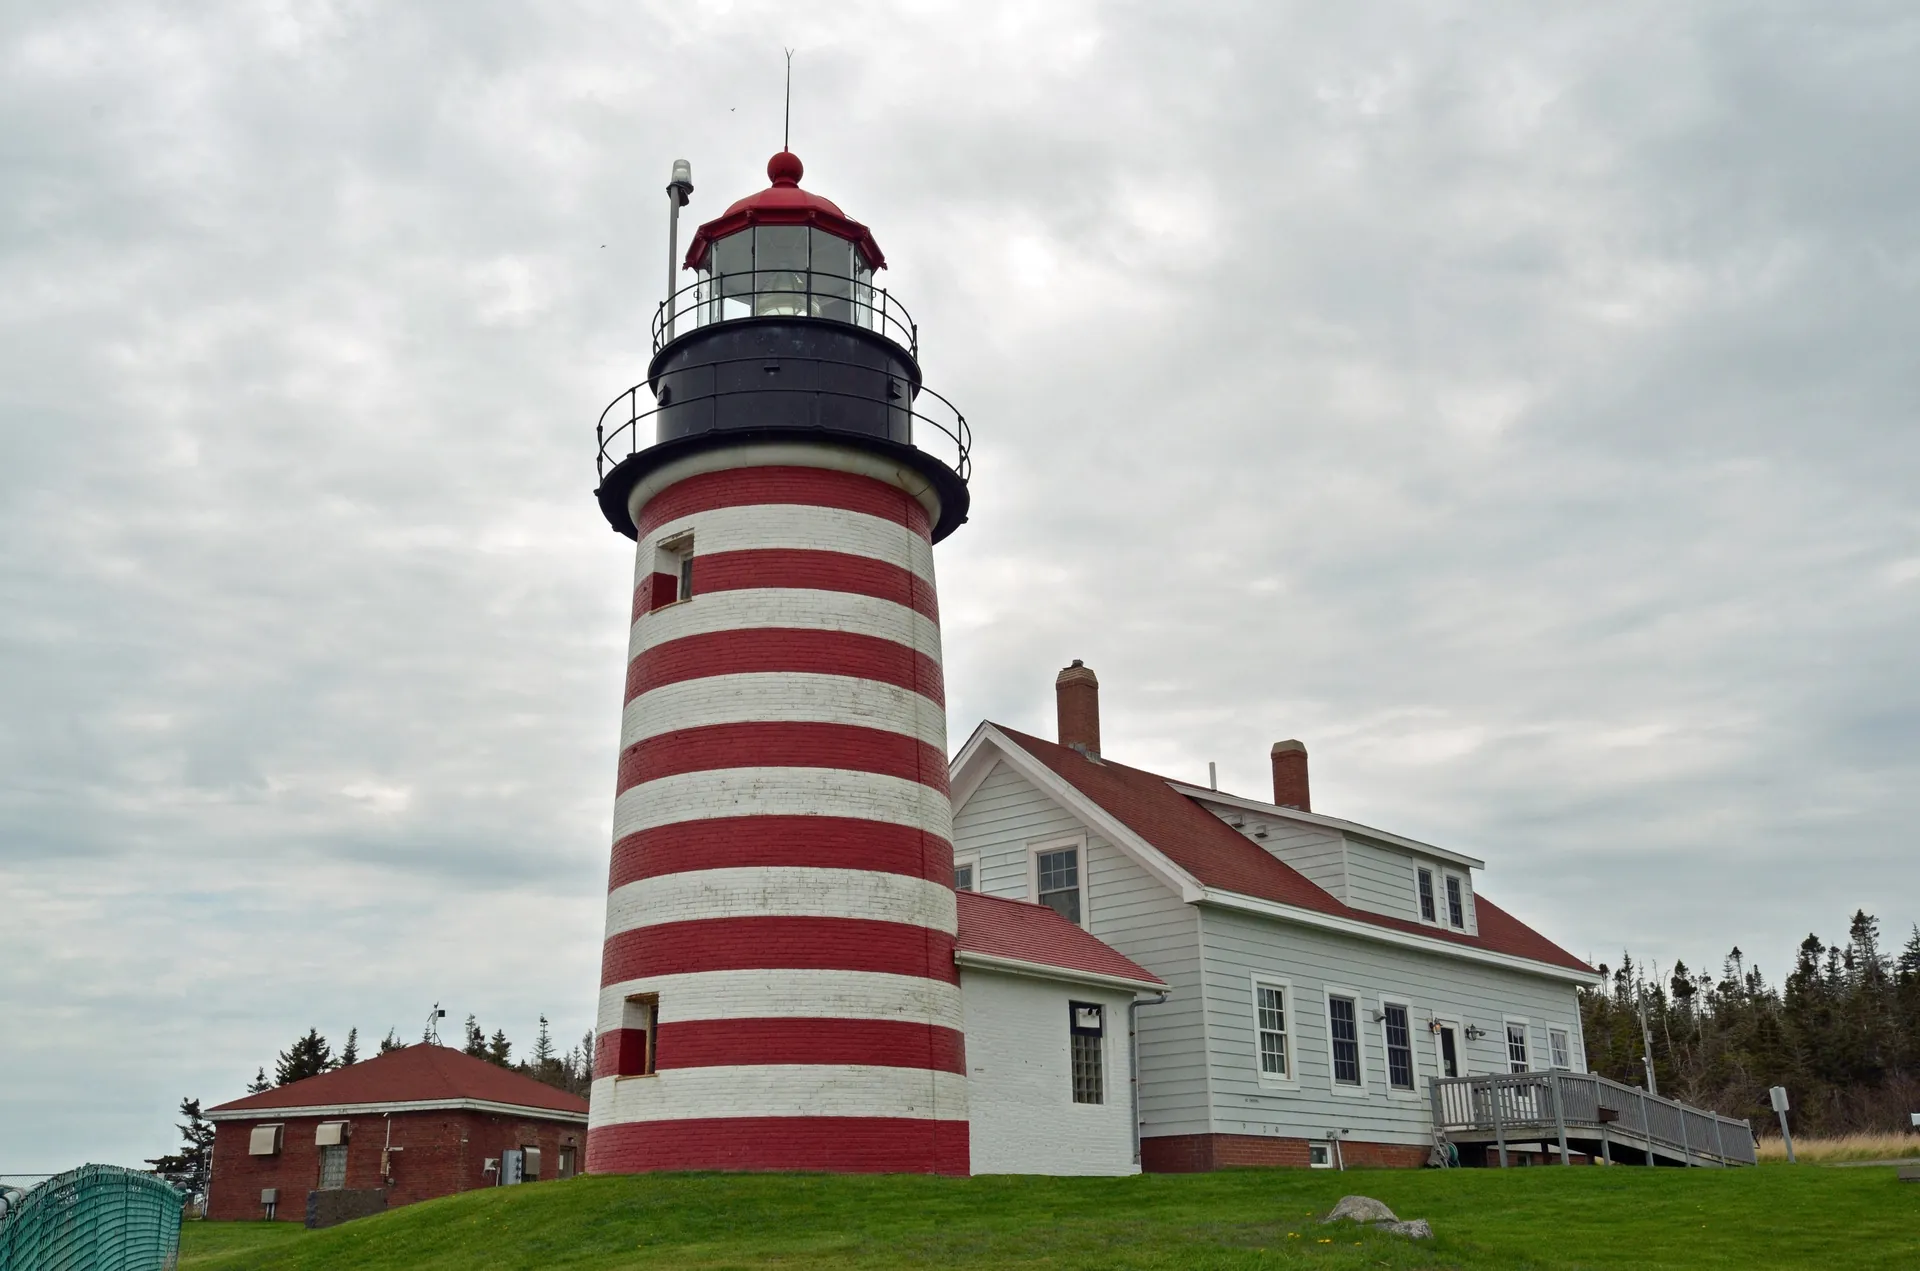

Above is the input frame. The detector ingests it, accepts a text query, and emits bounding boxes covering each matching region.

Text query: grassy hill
[180,1164,1919,1271]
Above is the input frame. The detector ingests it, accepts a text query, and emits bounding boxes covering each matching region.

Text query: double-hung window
[1445,875,1466,928]
[953,857,977,892]
[1506,1022,1530,1073]
[1327,995,1362,1086]
[1069,1002,1104,1104]
[1417,869,1437,922]
[1382,1004,1415,1091]
[1549,1028,1571,1070]
[1254,982,1289,1079]
[1035,846,1082,925]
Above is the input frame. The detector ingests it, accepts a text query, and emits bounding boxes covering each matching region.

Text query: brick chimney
[1271,739,1310,811]
[1055,660,1100,756]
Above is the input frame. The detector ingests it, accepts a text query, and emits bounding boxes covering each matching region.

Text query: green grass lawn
[178,1164,1919,1271]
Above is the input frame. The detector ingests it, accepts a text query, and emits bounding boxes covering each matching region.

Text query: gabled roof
[206,1044,588,1119]
[955,890,1166,993]
[978,724,1595,978]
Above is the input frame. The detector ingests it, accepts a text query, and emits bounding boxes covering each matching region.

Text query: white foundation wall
[960,969,1139,1176]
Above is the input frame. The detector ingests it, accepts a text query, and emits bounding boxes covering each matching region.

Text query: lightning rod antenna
[783,48,794,151]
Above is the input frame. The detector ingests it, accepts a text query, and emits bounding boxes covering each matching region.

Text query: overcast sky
[4,0,1917,1173]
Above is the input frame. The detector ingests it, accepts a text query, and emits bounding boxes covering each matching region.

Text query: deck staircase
[1430,1071,1756,1167]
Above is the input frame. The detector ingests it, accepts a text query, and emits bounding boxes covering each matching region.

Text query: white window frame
[1249,975,1296,1088]
[1307,1142,1333,1168]
[1415,867,1439,925]
[1027,834,1088,929]
[1322,985,1370,1098]
[1376,995,1420,1099]
[952,854,979,892]
[1503,1015,1532,1074]
[1443,872,1467,929]
[1548,1026,1572,1070]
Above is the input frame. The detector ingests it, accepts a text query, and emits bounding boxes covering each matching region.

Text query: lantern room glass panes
[698,225,874,329]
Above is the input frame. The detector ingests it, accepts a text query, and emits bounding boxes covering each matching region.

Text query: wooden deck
[1431,1071,1757,1168]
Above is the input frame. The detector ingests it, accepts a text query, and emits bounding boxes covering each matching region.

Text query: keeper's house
[950,663,1601,1171]
[203,1044,587,1221]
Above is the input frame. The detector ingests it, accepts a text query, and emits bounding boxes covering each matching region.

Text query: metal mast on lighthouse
[587,146,973,1175]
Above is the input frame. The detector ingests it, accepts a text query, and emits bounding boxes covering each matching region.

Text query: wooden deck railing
[1430,1070,1757,1167]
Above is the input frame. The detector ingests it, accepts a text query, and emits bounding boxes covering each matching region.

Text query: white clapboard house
[949,661,1602,1171]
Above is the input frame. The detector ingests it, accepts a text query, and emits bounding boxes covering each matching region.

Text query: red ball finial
[767,150,804,187]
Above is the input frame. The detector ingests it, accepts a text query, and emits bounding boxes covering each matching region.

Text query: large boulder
[1322,1195,1398,1225]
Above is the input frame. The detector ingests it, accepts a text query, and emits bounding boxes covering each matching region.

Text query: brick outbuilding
[204,1044,587,1221]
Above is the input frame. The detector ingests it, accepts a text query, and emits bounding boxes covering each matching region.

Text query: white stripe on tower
[587,447,968,1177]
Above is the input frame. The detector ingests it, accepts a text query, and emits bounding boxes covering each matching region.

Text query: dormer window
[1417,869,1437,923]
[1445,875,1466,929]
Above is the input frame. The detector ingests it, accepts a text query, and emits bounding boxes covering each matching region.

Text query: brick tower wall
[586,448,969,1175]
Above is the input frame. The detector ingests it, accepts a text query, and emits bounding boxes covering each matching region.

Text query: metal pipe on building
[1128,991,1171,1164]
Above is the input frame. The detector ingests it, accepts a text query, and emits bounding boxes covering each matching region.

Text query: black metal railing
[596,353,970,483]
[652,270,919,358]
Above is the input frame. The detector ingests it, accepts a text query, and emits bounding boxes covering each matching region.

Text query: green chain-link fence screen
[0,1165,182,1271]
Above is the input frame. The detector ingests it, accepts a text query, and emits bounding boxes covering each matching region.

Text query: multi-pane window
[1383,1004,1415,1090]
[1036,847,1081,925]
[1069,1002,1104,1104]
[317,1144,348,1191]
[1507,1023,1530,1073]
[1255,983,1289,1078]
[1328,996,1362,1085]
[953,860,976,891]
[1549,1028,1571,1069]
[1445,876,1466,928]
[1417,869,1437,922]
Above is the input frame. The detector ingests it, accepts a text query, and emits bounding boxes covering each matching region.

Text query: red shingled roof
[955,890,1165,989]
[991,725,1594,976]
[207,1044,588,1117]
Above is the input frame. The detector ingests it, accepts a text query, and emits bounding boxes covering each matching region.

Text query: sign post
[1769,1086,1795,1163]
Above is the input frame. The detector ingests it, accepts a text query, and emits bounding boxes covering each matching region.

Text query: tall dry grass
[1754,1130,1920,1163]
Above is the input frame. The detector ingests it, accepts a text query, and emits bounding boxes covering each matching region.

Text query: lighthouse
[586,150,973,1174]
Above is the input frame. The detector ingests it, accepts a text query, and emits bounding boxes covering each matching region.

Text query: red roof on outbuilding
[207,1044,588,1117]
[991,725,1594,976]
[955,889,1165,989]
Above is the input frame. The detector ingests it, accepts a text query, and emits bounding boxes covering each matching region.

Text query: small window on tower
[617,994,658,1077]
[654,533,694,606]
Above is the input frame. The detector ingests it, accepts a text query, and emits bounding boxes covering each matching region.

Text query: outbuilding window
[317,1145,348,1191]
[1254,982,1289,1078]
[1328,996,1362,1086]
[1069,1001,1104,1104]
[1035,846,1082,925]
[1507,1023,1530,1073]
[247,1124,283,1156]
[1383,1003,1415,1091]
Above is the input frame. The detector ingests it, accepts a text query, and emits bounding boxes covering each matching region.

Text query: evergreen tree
[246,1067,271,1094]
[146,1098,214,1204]
[463,1015,486,1059]
[379,1028,406,1056]
[275,1029,333,1085]
[532,1016,556,1067]
[487,1028,512,1067]
[339,1027,360,1067]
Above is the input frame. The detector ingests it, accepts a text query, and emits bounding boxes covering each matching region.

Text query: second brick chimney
[1055,660,1100,756]
[1271,739,1310,811]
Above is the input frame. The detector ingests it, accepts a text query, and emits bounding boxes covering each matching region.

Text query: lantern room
[594,150,971,541]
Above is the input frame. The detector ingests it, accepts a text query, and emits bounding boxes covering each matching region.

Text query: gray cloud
[2,0,1916,1170]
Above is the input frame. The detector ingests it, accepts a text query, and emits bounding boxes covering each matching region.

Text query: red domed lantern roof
[683,151,887,271]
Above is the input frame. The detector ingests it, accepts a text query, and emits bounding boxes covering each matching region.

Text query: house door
[1432,1018,1462,1079]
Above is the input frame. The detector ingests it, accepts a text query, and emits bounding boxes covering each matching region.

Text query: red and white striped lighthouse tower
[585,150,974,1174]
